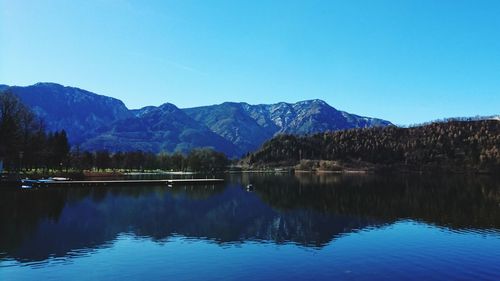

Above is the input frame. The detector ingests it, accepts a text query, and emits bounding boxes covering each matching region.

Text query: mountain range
[1,82,392,157]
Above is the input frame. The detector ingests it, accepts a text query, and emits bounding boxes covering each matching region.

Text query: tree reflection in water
[0,173,499,263]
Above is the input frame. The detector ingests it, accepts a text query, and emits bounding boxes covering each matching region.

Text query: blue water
[1,174,499,280]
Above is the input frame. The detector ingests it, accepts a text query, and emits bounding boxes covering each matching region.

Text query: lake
[1,173,499,280]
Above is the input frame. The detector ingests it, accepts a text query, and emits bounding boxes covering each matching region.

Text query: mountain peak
[296,99,328,105]
[33,82,64,88]
[158,102,179,111]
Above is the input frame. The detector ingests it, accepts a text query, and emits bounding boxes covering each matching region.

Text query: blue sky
[1,0,499,125]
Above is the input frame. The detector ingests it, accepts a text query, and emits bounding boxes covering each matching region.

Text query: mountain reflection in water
[1,173,499,264]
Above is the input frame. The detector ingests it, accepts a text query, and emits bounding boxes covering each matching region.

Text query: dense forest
[245,120,500,173]
[0,92,70,172]
[0,92,228,174]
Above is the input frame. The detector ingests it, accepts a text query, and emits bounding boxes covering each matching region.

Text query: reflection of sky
[2,221,499,281]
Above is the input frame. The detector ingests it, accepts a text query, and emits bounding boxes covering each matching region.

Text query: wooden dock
[22,178,225,188]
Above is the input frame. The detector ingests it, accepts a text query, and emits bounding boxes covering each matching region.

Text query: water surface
[1,174,499,280]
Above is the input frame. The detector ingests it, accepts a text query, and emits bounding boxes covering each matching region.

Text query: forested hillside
[0,93,70,171]
[245,120,500,173]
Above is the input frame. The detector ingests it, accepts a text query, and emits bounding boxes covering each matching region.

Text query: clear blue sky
[1,0,499,125]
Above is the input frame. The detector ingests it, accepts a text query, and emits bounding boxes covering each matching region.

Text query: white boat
[50,177,71,181]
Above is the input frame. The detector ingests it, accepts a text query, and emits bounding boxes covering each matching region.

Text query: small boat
[50,177,71,181]
[246,184,254,191]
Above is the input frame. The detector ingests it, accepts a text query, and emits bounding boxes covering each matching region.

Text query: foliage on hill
[0,92,70,171]
[73,148,228,172]
[245,120,500,173]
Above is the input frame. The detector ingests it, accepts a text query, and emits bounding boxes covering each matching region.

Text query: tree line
[70,148,228,172]
[246,120,500,172]
[0,92,70,172]
[0,92,228,174]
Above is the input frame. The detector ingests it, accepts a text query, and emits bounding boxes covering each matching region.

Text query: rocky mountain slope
[184,99,391,153]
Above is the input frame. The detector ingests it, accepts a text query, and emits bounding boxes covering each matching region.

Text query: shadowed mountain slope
[1,83,392,156]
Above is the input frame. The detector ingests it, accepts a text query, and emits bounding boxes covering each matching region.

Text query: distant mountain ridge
[1,82,392,156]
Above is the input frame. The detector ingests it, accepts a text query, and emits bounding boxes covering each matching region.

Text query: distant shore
[241,161,499,175]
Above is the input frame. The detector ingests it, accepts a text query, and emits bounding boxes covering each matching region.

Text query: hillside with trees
[0,92,70,172]
[244,120,500,173]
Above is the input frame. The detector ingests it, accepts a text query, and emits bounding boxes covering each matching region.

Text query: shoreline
[239,165,499,175]
[1,165,498,186]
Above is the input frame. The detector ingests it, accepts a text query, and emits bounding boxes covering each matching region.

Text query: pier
[22,178,225,188]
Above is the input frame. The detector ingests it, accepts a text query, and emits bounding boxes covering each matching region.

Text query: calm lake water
[1,173,499,280]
